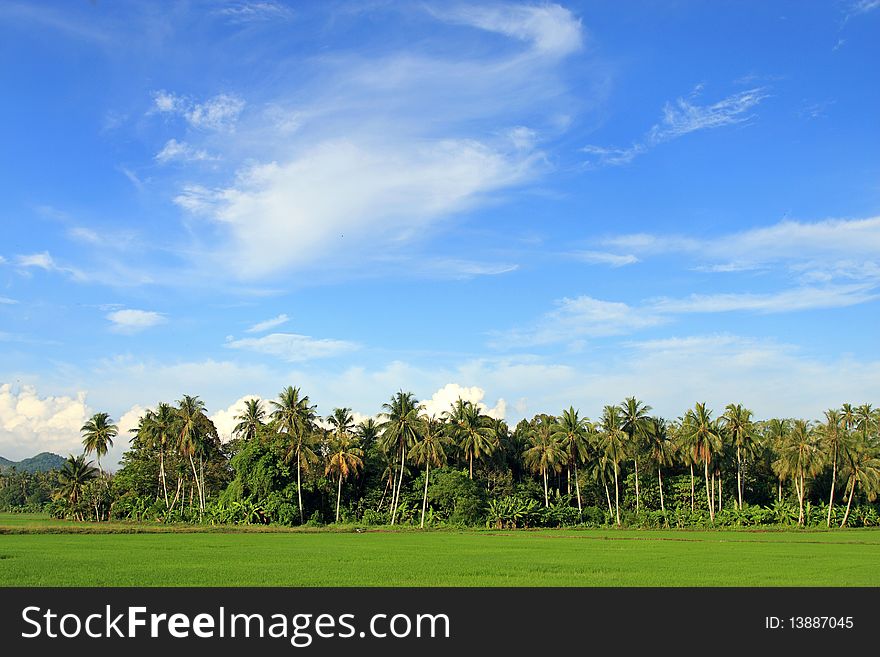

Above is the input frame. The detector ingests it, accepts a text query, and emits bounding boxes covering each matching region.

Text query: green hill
[0,452,66,473]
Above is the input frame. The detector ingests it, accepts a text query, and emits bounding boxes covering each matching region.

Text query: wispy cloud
[571,250,638,267]
[214,1,294,23]
[245,313,289,333]
[151,91,245,132]
[583,86,769,167]
[649,284,878,314]
[155,139,218,164]
[106,309,166,334]
[225,332,358,362]
[15,251,86,281]
[0,296,17,305]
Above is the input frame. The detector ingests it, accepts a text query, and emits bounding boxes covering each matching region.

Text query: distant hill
[0,452,66,473]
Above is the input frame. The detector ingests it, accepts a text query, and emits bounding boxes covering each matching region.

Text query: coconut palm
[141,403,177,507]
[619,397,652,513]
[772,419,823,526]
[379,391,423,524]
[720,403,756,509]
[270,386,318,524]
[598,405,627,525]
[552,407,592,513]
[855,403,876,439]
[839,433,880,527]
[81,412,118,479]
[176,395,212,515]
[681,403,722,521]
[523,422,566,507]
[233,398,265,442]
[410,416,451,528]
[820,408,846,527]
[647,416,675,519]
[56,454,98,520]
[445,398,496,480]
[764,418,791,502]
[325,432,364,523]
[355,417,381,452]
[327,407,356,440]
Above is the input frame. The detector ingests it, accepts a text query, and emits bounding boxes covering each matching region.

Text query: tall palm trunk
[188,453,203,516]
[376,476,391,512]
[566,467,571,496]
[391,444,406,525]
[840,477,857,528]
[613,466,621,526]
[634,457,640,513]
[159,448,169,508]
[603,480,613,519]
[469,452,473,480]
[718,475,722,513]
[689,464,695,512]
[542,468,549,507]
[736,446,742,510]
[658,467,666,517]
[335,472,343,523]
[704,460,714,521]
[794,473,804,526]
[827,444,838,527]
[573,462,582,513]
[199,453,205,514]
[296,449,304,524]
[420,460,430,529]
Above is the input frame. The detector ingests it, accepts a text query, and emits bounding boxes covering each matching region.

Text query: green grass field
[1,514,878,586]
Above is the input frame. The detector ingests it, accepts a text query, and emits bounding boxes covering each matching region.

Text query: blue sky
[1,1,878,464]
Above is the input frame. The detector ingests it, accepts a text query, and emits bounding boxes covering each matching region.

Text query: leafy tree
[141,403,178,508]
[839,433,880,527]
[325,429,364,523]
[646,416,675,519]
[720,403,757,510]
[820,408,846,527]
[598,405,627,525]
[56,455,98,520]
[682,403,722,522]
[773,419,823,526]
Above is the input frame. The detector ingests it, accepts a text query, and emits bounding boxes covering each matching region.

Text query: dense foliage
[16,390,880,529]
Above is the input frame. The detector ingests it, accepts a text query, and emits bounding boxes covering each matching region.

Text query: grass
[1,513,879,586]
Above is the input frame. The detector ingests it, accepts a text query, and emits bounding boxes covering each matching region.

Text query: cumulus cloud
[209,394,263,442]
[245,313,289,333]
[106,309,166,334]
[421,383,507,420]
[225,332,358,362]
[0,384,91,461]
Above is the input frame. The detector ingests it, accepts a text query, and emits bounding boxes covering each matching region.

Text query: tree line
[33,388,880,529]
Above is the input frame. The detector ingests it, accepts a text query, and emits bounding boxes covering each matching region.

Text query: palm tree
[270,386,318,524]
[141,403,177,508]
[325,432,364,523]
[647,417,675,519]
[839,433,880,527]
[552,407,591,513]
[176,395,212,515]
[720,403,756,509]
[410,416,451,528]
[445,398,496,480]
[81,412,118,479]
[56,454,98,520]
[523,422,566,507]
[773,419,823,526]
[598,405,627,525]
[765,418,791,502]
[327,407,356,440]
[820,408,846,527]
[233,398,265,442]
[355,418,381,453]
[681,403,722,521]
[379,391,423,525]
[855,403,876,440]
[619,397,652,513]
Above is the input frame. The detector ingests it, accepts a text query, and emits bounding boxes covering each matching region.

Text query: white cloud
[151,90,244,131]
[15,251,86,281]
[584,86,768,167]
[604,216,880,285]
[225,332,358,362]
[421,383,506,420]
[106,309,166,334]
[155,139,216,164]
[181,138,538,278]
[209,394,263,442]
[491,295,665,348]
[572,250,638,267]
[246,313,290,333]
[215,1,293,23]
[649,284,878,314]
[0,296,16,305]
[0,384,91,461]
[434,3,583,57]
